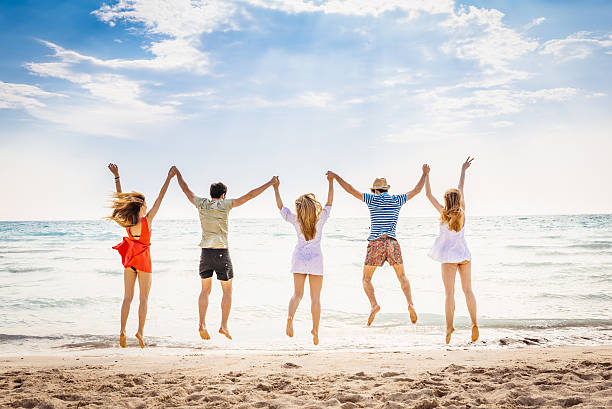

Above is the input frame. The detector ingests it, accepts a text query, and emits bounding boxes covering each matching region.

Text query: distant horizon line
[1,212,611,223]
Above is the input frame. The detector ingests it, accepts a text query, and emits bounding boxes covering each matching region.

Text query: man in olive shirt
[172,166,276,341]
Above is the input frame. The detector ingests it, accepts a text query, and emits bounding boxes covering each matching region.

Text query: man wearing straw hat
[327,165,430,326]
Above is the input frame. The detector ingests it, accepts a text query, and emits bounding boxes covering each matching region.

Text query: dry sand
[1,346,611,408]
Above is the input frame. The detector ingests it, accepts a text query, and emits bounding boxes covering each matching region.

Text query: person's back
[194,197,233,249]
[363,191,407,240]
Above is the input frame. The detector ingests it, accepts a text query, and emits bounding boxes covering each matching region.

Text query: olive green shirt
[193,196,233,249]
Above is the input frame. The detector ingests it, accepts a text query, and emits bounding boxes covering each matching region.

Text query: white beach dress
[428,222,471,264]
[280,205,331,275]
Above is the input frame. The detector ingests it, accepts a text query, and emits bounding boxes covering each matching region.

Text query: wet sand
[1,345,611,408]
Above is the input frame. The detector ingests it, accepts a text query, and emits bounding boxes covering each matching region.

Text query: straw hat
[370,177,390,192]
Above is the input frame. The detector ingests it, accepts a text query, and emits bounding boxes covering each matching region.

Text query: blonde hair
[440,188,464,232]
[107,192,146,228]
[295,193,322,241]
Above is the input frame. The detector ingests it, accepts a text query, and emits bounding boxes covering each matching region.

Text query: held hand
[108,163,119,177]
[270,176,279,187]
[326,170,338,180]
[462,156,474,171]
[168,167,177,178]
[422,164,430,175]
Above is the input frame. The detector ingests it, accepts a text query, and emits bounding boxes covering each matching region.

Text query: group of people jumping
[107,157,478,348]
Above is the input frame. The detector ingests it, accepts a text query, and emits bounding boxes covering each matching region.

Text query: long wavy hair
[440,188,464,232]
[295,193,322,241]
[107,192,146,228]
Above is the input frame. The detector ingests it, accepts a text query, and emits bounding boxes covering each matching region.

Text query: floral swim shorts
[364,236,403,266]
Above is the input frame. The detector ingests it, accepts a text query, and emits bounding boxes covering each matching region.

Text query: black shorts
[199,248,234,281]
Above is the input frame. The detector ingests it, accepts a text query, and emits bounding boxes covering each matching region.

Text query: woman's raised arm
[458,156,474,209]
[425,173,444,214]
[146,167,176,224]
[325,172,334,207]
[108,163,122,193]
[272,176,283,210]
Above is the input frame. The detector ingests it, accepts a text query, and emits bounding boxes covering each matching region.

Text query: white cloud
[23,48,179,137]
[240,0,454,17]
[0,81,63,109]
[202,91,337,110]
[298,91,333,108]
[491,120,513,128]
[385,87,578,143]
[541,31,612,61]
[35,39,210,74]
[418,87,578,120]
[440,6,538,70]
[524,17,546,30]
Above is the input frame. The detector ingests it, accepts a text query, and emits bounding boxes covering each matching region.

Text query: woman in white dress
[425,157,478,344]
[272,173,334,345]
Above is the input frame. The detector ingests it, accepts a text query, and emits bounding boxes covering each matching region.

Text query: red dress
[113,217,152,273]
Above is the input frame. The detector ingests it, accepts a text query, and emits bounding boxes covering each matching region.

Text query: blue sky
[1,0,611,220]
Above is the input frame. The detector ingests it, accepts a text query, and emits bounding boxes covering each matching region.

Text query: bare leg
[120,268,137,347]
[135,270,152,348]
[287,274,306,338]
[218,279,233,339]
[362,265,380,326]
[391,264,417,324]
[308,274,323,345]
[458,261,479,341]
[441,263,458,344]
[198,278,212,340]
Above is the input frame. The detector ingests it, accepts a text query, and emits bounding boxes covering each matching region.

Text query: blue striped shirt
[363,192,407,240]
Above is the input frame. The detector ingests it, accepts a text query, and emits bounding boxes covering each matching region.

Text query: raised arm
[172,166,195,204]
[146,167,176,223]
[233,177,275,207]
[327,171,362,200]
[325,172,334,207]
[272,176,283,210]
[406,164,430,200]
[458,156,474,209]
[425,173,444,214]
[108,163,122,193]
[458,156,474,194]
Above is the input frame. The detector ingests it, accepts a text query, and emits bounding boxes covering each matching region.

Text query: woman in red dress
[107,163,175,348]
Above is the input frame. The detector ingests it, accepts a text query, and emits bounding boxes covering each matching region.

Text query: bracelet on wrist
[115,176,120,180]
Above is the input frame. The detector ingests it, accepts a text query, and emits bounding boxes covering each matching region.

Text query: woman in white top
[425,157,478,345]
[272,173,334,345]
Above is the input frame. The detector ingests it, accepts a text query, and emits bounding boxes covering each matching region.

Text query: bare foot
[471,325,479,342]
[119,333,126,348]
[311,330,319,346]
[445,327,455,345]
[367,304,380,326]
[219,327,232,340]
[408,304,418,324]
[135,332,146,348]
[199,327,210,340]
[286,317,294,338]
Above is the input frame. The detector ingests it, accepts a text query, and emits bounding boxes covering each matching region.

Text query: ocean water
[0,215,611,355]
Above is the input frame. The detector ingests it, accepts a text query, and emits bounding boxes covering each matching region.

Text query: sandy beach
[1,345,610,408]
